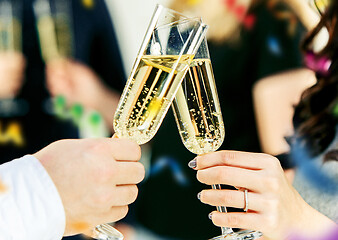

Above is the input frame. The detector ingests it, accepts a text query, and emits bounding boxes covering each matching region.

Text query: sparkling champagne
[114,54,193,144]
[172,58,225,154]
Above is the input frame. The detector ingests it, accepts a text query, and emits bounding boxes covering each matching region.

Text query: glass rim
[155,16,207,31]
[155,3,192,19]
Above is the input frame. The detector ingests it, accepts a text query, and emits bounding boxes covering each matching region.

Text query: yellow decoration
[0,121,24,146]
[314,0,330,14]
[82,0,95,9]
[187,0,202,6]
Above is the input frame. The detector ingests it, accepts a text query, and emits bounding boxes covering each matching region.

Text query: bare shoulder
[253,68,316,98]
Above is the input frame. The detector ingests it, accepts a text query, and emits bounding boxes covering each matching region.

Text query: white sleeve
[0,155,66,240]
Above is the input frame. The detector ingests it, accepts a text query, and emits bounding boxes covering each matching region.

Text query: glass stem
[212,184,234,236]
[93,223,124,240]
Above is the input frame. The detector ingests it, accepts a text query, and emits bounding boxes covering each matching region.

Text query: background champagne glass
[94,4,208,240]
[33,0,109,138]
[33,0,72,119]
[0,0,28,118]
[172,37,262,240]
[33,0,73,63]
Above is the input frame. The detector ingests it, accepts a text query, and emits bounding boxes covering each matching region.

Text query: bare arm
[282,0,329,51]
[283,0,320,31]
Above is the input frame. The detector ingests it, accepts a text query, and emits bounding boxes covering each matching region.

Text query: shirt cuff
[0,155,66,240]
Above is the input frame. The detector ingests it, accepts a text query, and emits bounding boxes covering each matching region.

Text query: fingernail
[208,212,213,220]
[188,158,197,169]
[197,192,201,200]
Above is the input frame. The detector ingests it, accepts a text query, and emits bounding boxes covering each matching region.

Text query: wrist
[292,192,337,239]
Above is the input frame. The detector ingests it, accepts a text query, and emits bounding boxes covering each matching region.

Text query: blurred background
[0,0,310,239]
[107,0,171,76]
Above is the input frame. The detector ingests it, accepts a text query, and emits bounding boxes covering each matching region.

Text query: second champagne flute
[172,37,263,240]
[94,4,208,240]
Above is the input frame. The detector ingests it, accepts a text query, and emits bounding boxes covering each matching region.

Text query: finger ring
[244,189,249,212]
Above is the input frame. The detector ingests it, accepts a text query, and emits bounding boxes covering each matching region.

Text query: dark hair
[290,1,338,162]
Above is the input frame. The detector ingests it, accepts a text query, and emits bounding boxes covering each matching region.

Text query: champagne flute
[93,4,208,240]
[172,37,263,240]
[33,0,75,118]
[0,0,28,118]
[33,0,73,62]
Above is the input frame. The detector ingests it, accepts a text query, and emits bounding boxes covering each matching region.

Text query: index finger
[109,138,141,162]
[193,150,277,171]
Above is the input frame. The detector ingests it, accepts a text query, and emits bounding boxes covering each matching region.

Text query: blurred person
[0,0,125,163]
[253,0,329,160]
[45,59,121,130]
[193,0,338,239]
[0,52,25,99]
[40,0,125,133]
[0,137,145,240]
[252,0,330,164]
[0,1,126,240]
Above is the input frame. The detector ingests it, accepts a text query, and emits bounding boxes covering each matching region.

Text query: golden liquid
[36,15,72,61]
[114,54,193,144]
[172,58,225,154]
[55,16,72,58]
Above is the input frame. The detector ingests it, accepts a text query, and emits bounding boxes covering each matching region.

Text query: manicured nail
[208,212,213,220]
[188,158,197,169]
[197,192,201,200]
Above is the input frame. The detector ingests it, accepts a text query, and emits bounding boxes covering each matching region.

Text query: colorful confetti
[222,0,256,30]
[304,51,331,76]
[267,35,282,56]
[242,14,256,30]
[223,0,247,19]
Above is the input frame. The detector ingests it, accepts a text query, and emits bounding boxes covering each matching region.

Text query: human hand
[0,52,25,98]
[192,151,336,240]
[33,138,145,236]
[45,59,120,126]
